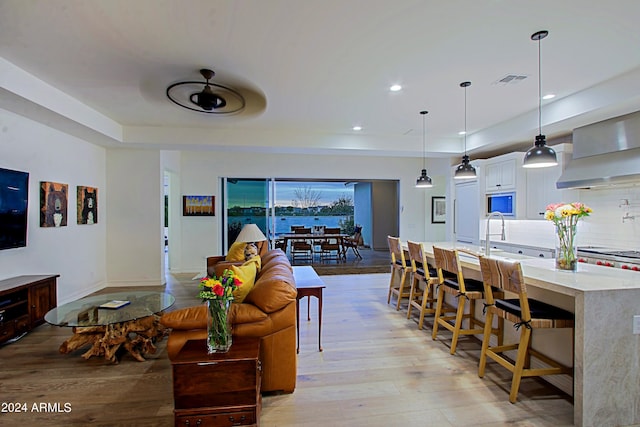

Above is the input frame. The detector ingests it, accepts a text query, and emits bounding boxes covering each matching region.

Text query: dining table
[278,232,349,260]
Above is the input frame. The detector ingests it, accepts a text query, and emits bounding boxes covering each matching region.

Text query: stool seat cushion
[442,277,484,293]
[496,298,574,320]
[495,298,575,329]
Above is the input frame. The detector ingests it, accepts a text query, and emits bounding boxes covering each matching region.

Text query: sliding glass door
[222,178,276,250]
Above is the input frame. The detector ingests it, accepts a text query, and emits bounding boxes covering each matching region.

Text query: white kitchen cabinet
[454,180,480,245]
[485,159,516,192]
[525,145,577,220]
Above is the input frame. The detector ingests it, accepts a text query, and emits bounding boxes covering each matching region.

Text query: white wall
[0,106,455,290]
[173,151,450,272]
[0,109,107,304]
[106,149,163,286]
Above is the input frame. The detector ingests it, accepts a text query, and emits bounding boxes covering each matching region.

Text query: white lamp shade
[235,224,267,243]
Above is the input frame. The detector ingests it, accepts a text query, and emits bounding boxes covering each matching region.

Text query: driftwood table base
[58,314,168,363]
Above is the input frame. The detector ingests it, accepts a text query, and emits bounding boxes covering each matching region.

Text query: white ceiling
[2,0,640,158]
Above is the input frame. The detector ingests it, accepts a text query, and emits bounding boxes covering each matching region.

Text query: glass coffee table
[45,291,175,363]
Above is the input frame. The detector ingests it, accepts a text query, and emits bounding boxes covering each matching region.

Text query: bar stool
[386,236,411,311]
[406,240,437,329]
[477,255,574,403]
[431,246,503,355]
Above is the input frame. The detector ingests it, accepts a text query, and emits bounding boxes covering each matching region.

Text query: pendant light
[523,30,558,168]
[415,110,433,188]
[454,81,477,179]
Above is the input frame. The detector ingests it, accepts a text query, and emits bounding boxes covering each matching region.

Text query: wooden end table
[172,337,261,426]
[293,266,326,353]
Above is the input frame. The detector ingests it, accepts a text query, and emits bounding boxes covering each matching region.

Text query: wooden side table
[171,337,261,426]
[293,266,327,354]
[296,285,325,353]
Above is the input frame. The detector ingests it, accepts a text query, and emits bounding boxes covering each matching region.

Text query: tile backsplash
[481,185,640,250]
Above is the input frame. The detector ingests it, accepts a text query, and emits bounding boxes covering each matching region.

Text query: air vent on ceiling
[494,74,528,85]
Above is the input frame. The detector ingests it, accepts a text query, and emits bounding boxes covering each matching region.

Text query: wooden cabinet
[0,275,58,344]
[485,158,516,192]
[172,337,261,426]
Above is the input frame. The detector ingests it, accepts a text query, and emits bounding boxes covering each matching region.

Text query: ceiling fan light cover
[190,86,227,111]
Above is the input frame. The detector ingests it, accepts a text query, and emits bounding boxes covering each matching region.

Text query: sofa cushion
[245,270,297,313]
[225,241,246,262]
[261,249,292,271]
[231,260,258,303]
[231,303,268,324]
[160,305,206,330]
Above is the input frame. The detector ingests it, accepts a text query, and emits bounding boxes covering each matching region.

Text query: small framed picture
[40,181,68,227]
[77,186,98,225]
[183,195,215,216]
[431,196,446,224]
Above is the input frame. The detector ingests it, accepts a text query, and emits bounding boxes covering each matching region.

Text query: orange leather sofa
[160,249,298,393]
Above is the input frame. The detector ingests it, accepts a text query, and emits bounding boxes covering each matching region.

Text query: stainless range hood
[557,110,640,189]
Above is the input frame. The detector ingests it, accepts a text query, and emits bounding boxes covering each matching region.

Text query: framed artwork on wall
[183,195,215,216]
[431,196,446,224]
[40,181,68,227]
[77,186,98,224]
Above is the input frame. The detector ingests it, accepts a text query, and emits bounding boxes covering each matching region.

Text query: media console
[0,275,58,344]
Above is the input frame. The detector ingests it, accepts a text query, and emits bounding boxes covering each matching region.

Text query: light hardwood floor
[0,272,573,426]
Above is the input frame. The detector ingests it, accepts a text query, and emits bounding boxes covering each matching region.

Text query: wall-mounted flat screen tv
[0,167,29,250]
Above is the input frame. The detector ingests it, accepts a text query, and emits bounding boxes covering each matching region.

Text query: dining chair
[431,246,503,355]
[291,227,313,263]
[477,255,574,403]
[342,226,362,259]
[406,240,437,329]
[386,236,411,310]
[319,227,342,262]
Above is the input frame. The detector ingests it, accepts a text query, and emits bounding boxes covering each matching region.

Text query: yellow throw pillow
[225,241,246,262]
[230,260,257,303]
[245,255,262,273]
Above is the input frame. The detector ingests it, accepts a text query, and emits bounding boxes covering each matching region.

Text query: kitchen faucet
[485,211,506,256]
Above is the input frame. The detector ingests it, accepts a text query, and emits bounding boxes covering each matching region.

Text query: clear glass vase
[206,299,232,353]
[555,224,577,271]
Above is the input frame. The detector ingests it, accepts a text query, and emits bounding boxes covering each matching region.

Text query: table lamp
[234,224,268,255]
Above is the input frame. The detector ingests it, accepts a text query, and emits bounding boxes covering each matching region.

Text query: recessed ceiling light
[352,126,362,131]
[542,93,556,100]
[389,84,402,92]
[458,131,466,135]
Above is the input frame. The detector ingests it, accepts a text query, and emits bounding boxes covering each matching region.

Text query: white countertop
[419,241,640,296]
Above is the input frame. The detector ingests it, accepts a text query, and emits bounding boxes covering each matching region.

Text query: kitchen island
[416,241,640,427]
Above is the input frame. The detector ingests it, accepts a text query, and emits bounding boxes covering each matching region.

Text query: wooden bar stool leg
[450,297,466,355]
[417,283,431,330]
[478,309,494,378]
[431,287,445,340]
[510,327,532,403]
[394,270,407,311]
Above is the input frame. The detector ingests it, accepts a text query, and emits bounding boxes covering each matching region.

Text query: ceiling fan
[166,68,245,114]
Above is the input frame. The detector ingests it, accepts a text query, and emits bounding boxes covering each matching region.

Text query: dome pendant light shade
[454,81,477,180]
[416,169,433,188]
[416,110,433,188]
[523,30,558,168]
